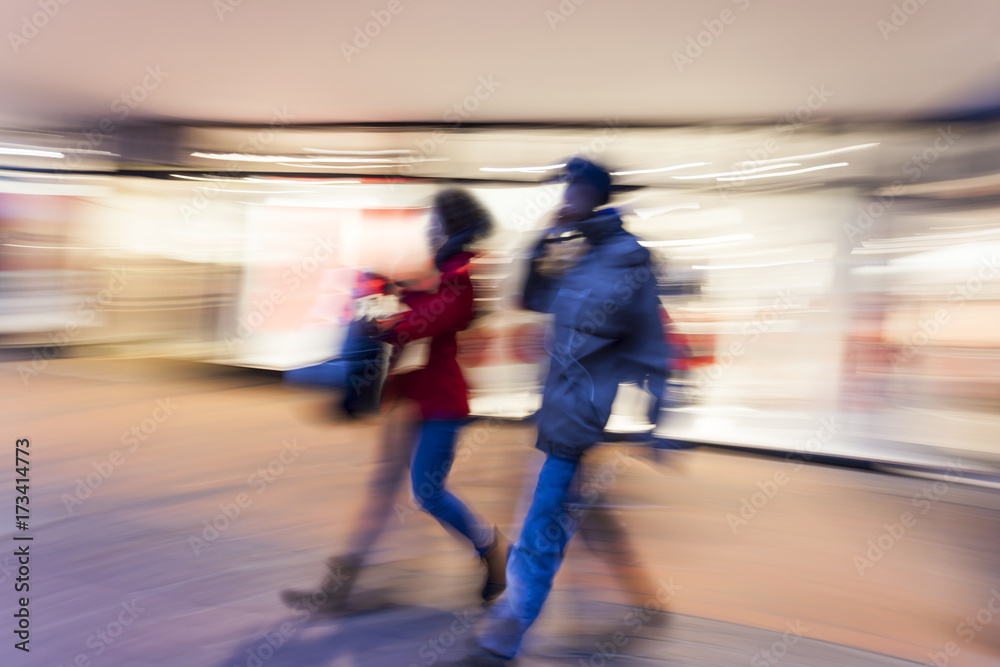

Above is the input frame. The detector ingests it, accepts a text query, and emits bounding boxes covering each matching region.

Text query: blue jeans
[477,453,581,659]
[410,419,493,554]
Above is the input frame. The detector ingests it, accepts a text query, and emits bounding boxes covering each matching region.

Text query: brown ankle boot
[480,527,507,603]
[280,555,362,613]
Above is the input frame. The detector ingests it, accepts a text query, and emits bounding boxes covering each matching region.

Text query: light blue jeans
[477,453,582,659]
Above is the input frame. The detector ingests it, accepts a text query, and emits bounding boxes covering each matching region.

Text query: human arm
[375,269,472,345]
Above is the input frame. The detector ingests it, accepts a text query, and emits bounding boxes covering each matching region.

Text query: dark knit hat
[548,156,612,205]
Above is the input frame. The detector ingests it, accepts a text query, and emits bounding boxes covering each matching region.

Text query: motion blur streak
[4,101,1000,667]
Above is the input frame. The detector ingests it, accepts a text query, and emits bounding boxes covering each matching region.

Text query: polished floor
[3,356,999,666]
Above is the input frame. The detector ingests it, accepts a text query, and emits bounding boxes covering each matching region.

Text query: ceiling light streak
[734,143,879,167]
[192,152,417,164]
[613,162,708,176]
[0,146,64,158]
[715,162,849,181]
[633,203,701,219]
[480,163,567,173]
[641,233,752,248]
[672,163,800,180]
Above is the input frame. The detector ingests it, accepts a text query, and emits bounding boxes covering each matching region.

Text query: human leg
[410,419,505,600]
[410,419,494,552]
[576,448,659,611]
[475,453,581,659]
[342,398,420,557]
[281,398,418,612]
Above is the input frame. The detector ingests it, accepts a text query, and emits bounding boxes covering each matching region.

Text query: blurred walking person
[448,158,669,665]
[282,188,507,613]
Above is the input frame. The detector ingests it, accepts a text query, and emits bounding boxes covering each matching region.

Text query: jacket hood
[576,207,623,243]
[578,208,650,268]
[434,227,480,270]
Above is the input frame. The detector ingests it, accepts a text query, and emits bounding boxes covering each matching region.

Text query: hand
[536,235,588,277]
[373,312,408,334]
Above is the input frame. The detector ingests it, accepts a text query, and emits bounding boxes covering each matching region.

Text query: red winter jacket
[379,252,476,420]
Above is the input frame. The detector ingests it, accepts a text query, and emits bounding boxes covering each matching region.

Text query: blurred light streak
[65,148,117,156]
[5,244,111,250]
[191,152,398,163]
[875,172,1000,198]
[672,163,800,180]
[0,146,63,158]
[0,181,111,195]
[242,177,363,184]
[275,162,415,169]
[303,148,419,156]
[633,203,701,219]
[613,162,709,176]
[734,142,879,166]
[171,174,261,182]
[480,163,566,173]
[641,233,753,248]
[716,162,849,181]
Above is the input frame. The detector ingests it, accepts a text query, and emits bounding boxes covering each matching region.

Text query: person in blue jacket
[448,157,669,665]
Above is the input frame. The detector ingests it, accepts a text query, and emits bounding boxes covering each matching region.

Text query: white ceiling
[1,0,999,129]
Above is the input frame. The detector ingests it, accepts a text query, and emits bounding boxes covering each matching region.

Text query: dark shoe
[280,555,361,614]
[480,527,507,603]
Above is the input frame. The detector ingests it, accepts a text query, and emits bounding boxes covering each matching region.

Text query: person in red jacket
[282,188,506,614]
